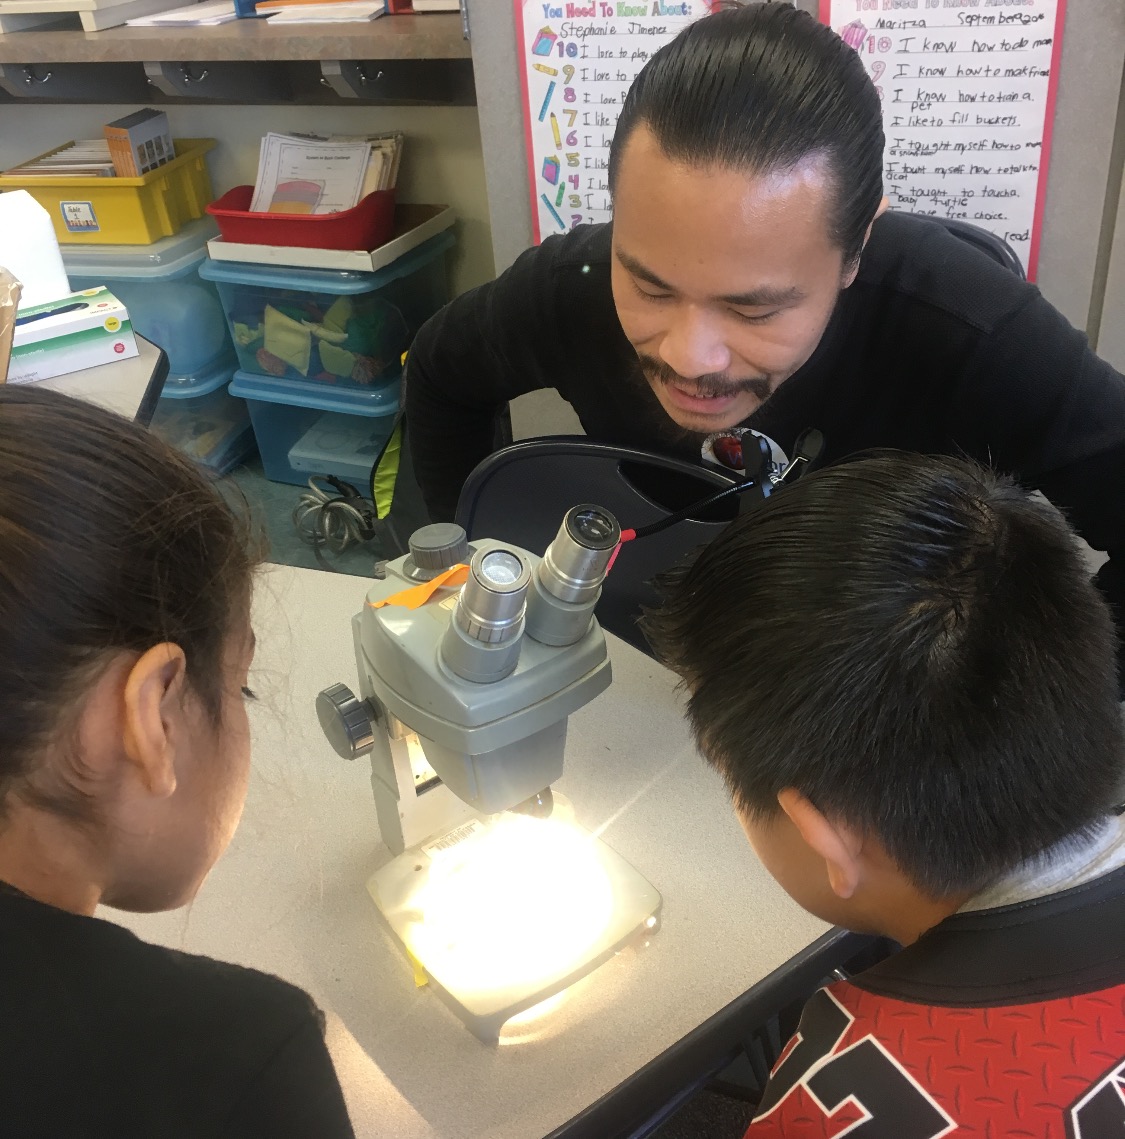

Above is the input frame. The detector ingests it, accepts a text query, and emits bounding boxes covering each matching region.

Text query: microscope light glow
[405,814,615,999]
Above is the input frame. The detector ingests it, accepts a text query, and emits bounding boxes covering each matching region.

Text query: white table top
[106,564,828,1139]
[37,333,160,421]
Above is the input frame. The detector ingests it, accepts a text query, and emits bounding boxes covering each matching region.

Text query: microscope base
[367,813,662,1044]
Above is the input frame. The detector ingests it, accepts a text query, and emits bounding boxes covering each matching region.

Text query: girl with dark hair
[0,386,354,1138]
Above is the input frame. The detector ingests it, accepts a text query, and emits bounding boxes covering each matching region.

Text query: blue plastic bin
[199,231,453,392]
[229,369,398,486]
[62,217,236,383]
[152,358,255,476]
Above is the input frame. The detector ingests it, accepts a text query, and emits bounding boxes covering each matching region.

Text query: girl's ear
[120,644,188,800]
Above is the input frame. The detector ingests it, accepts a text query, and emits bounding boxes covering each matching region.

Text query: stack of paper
[251,131,403,215]
[262,0,384,20]
[3,141,115,178]
[127,1,238,26]
[292,132,402,197]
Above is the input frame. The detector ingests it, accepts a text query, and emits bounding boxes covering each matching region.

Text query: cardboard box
[104,109,176,178]
[8,287,139,383]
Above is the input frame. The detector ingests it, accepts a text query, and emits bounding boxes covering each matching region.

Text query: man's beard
[639,356,774,403]
[620,356,774,454]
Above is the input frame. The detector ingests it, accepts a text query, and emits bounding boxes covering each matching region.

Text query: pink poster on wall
[514,0,709,243]
[821,0,1067,279]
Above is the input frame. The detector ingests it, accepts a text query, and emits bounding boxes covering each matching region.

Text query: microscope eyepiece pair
[443,505,621,681]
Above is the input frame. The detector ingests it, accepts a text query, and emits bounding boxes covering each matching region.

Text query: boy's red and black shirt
[746,864,1125,1137]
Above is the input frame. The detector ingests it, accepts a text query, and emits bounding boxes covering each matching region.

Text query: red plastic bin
[206,185,396,251]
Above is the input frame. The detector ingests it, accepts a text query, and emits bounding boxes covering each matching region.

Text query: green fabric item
[319,341,357,379]
[322,296,355,335]
[232,321,261,348]
[371,420,402,520]
[274,302,308,324]
[342,307,389,355]
[310,324,349,346]
[262,305,312,376]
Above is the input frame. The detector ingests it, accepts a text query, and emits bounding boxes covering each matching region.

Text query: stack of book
[2,111,175,180]
[103,109,175,177]
[3,141,116,179]
[127,1,240,25]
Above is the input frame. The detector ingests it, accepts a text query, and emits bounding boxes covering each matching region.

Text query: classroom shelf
[0,12,469,63]
[0,14,473,104]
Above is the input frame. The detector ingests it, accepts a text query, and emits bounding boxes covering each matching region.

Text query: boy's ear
[121,644,188,800]
[777,788,864,900]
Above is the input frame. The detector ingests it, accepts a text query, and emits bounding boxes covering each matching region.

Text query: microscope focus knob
[408,522,469,575]
[316,683,376,760]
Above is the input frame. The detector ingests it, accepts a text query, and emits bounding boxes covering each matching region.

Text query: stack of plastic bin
[201,231,453,486]
[63,218,255,475]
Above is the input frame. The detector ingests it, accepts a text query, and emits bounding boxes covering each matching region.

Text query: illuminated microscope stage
[368,806,662,1044]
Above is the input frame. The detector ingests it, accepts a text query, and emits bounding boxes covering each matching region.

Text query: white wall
[1035,0,1125,333]
[1098,176,1125,372]
[0,102,496,295]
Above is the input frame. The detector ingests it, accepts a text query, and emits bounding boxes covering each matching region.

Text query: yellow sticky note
[405,948,429,988]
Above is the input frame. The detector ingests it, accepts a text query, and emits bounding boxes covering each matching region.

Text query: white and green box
[8,286,139,384]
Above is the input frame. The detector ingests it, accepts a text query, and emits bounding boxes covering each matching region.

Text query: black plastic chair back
[456,438,741,653]
[907,214,1026,279]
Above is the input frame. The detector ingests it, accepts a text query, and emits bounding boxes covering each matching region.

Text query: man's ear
[842,195,890,288]
[121,644,188,800]
[777,788,864,900]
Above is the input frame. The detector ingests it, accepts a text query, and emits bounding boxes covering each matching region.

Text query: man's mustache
[640,356,772,400]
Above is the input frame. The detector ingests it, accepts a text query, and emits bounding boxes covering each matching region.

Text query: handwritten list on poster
[821,0,1065,279]
[515,1,708,241]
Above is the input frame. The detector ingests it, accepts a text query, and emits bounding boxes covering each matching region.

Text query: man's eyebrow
[615,247,804,308]
[717,284,805,308]
[615,247,674,293]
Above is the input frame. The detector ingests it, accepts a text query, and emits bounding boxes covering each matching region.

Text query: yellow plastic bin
[0,139,216,245]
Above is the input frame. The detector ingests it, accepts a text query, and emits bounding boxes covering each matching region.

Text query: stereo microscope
[318,505,662,1043]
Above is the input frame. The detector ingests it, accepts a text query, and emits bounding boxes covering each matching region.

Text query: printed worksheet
[821,0,1066,279]
[250,133,372,215]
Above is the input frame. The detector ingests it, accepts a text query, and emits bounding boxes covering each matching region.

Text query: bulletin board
[820,0,1066,280]
[514,1,710,242]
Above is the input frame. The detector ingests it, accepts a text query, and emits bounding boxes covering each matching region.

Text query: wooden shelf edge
[0,11,471,63]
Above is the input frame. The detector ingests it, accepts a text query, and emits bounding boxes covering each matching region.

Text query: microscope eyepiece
[524,504,621,647]
[453,546,531,646]
[477,550,526,589]
[441,546,532,684]
[539,503,622,606]
[566,506,619,550]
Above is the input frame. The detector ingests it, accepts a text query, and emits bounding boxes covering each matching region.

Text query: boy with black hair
[641,453,1125,1137]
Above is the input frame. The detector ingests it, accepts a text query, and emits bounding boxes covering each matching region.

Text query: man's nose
[658,305,732,380]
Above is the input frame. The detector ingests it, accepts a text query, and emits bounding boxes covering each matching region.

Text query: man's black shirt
[405,212,1125,673]
[0,884,355,1138]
